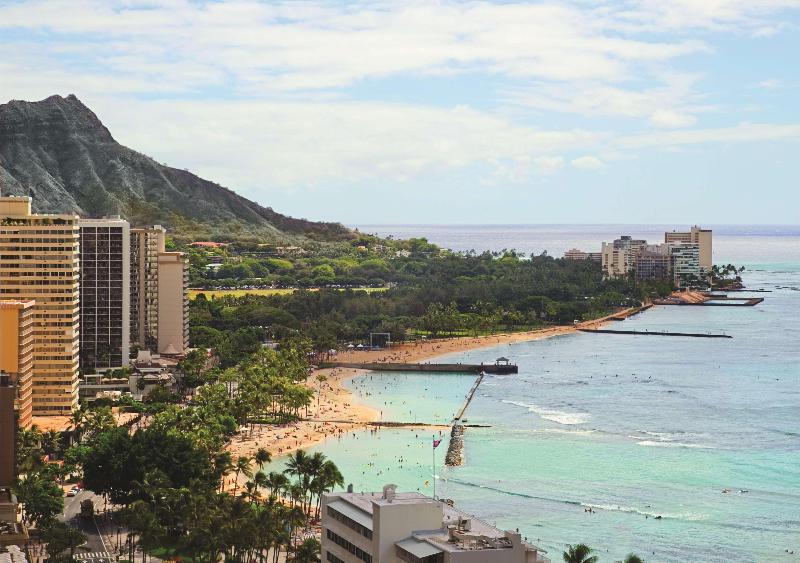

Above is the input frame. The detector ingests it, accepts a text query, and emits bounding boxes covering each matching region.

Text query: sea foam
[502,400,590,425]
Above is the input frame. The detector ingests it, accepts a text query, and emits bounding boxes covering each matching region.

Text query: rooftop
[29,416,72,432]
[328,489,546,555]
[333,490,439,514]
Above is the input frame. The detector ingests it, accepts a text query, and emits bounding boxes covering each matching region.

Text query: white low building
[322,485,549,563]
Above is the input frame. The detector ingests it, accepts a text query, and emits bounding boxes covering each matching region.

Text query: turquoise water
[292,229,800,562]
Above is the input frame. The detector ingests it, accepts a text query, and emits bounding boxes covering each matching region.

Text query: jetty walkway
[445,371,486,467]
[578,328,732,338]
[654,296,763,306]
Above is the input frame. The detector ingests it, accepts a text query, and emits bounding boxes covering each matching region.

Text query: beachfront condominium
[563,249,601,262]
[0,196,79,416]
[130,226,188,356]
[635,244,672,283]
[156,250,189,355]
[665,226,712,272]
[671,243,702,288]
[600,236,647,279]
[79,218,130,370]
[0,300,35,428]
[321,485,550,563]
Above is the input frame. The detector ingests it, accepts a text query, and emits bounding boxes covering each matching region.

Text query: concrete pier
[653,297,764,306]
[578,328,732,338]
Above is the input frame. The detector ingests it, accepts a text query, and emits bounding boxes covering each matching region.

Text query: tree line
[14,343,334,562]
[189,252,668,355]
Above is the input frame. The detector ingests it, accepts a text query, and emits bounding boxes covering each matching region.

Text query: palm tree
[42,430,62,459]
[233,455,253,496]
[214,451,235,492]
[563,544,598,563]
[253,471,269,502]
[311,460,344,518]
[244,480,261,504]
[284,450,310,505]
[70,409,85,440]
[255,447,272,471]
[291,537,320,562]
[624,555,644,563]
[303,453,325,514]
[266,471,289,501]
[82,406,115,439]
[16,426,45,473]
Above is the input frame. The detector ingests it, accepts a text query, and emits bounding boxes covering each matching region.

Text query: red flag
[433,438,442,449]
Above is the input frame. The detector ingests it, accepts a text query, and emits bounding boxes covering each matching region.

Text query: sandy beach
[224,309,637,476]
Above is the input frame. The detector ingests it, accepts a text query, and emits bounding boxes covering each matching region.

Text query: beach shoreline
[225,307,641,473]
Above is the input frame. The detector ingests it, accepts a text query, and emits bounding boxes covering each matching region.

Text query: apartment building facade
[130,226,163,352]
[601,242,632,278]
[671,243,702,288]
[322,486,549,563]
[156,250,189,355]
[0,300,35,428]
[0,197,79,415]
[665,226,712,272]
[79,218,130,370]
[564,249,601,262]
[635,244,672,283]
[601,236,648,279]
[130,226,188,356]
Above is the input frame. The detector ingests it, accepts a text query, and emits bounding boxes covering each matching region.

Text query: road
[60,490,113,563]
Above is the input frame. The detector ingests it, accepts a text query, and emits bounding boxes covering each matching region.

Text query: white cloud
[0,1,710,96]
[503,73,709,128]
[534,156,566,174]
[758,79,782,89]
[611,0,800,35]
[619,122,800,148]
[86,98,602,191]
[1,0,799,197]
[571,156,605,170]
[649,109,697,128]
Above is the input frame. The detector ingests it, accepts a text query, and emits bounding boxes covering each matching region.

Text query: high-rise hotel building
[0,197,79,415]
[130,226,163,353]
[78,218,130,370]
[130,226,188,356]
[0,299,35,428]
[665,226,712,273]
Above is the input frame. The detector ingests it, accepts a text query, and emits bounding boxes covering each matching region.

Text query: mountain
[0,94,352,242]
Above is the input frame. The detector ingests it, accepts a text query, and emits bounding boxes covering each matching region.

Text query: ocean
[295,225,800,562]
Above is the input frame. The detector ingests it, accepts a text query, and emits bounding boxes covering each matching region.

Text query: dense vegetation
[188,244,669,354]
[15,343,335,562]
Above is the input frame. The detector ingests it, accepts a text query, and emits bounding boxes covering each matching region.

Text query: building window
[327,553,346,563]
[327,506,373,540]
[326,529,372,563]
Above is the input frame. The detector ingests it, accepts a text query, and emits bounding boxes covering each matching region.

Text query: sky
[1,0,800,225]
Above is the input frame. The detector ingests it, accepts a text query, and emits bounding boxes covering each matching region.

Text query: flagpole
[432,434,436,500]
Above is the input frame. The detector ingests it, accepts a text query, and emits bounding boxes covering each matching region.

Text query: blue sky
[1,0,799,224]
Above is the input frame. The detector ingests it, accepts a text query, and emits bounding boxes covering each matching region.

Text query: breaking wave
[502,400,590,425]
